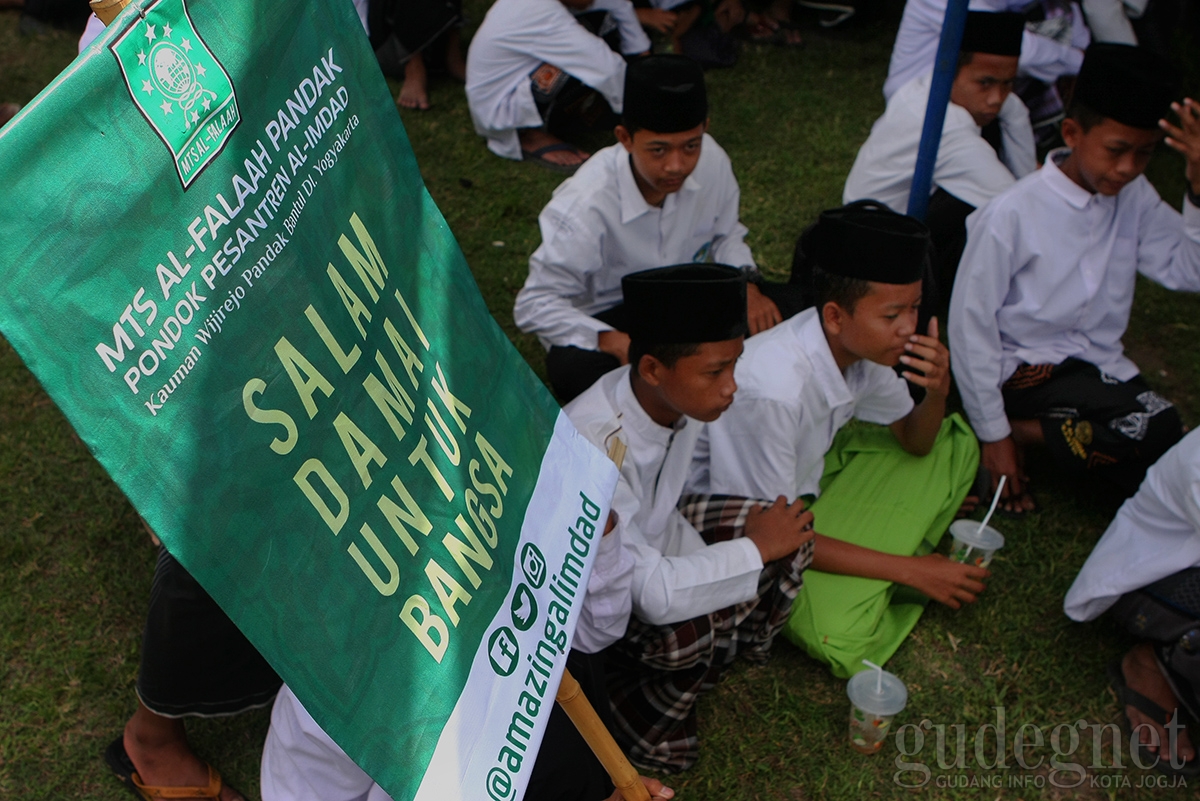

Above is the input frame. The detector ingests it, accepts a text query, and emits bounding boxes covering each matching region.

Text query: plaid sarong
[606,494,814,773]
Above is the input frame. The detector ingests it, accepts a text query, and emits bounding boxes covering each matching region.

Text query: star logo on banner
[144,23,156,42]
[195,63,206,78]
[180,37,192,53]
[160,99,172,115]
[190,110,199,124]
[201,97,211,111]
[163,23,173,38]
[141,79,154,95]
[137,49,146,65]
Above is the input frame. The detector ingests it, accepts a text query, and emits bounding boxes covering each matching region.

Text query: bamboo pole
[556,669,650,801]
[90,0,132,26]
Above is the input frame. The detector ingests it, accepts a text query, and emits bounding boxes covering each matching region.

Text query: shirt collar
[795,308,855,410]
[1043,148,1100,210]
[613,365,687,447]
[617,151,701,225]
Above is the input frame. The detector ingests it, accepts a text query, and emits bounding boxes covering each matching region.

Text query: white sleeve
[949,208,1019,443]
[1017,29,1084,82]
[504,8,628,112]
[709,151,756,269]
[999,95,1038,180]
[589,0,652,54]
[1082,0,1138,43]
[627,509,763,626]
[1135,188,1200,292]
[78,13,105,53]
[934,122,1019,210]
[706,398,802,502]
[572,525,634,652]
[514,202,614,350]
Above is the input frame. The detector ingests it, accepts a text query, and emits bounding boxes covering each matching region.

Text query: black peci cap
[1073,43,1182,130]
[622,55,708,134]
[622,264,747,344]
[960,11,1025,57]
[810,204,930,284]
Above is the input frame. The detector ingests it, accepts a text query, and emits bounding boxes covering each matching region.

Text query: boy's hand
[899,316,951,398]
[606,776,675,801]
[635,7,678,32]
[901,554,988,609]
[1161,98,1200,196]
[744,496,814,563]
[746,283,782,335]
[598,330,631,365]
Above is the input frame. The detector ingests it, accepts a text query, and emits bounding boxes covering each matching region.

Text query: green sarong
[783,414,979,678]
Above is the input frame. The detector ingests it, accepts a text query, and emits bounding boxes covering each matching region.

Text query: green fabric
[783,414,979,679]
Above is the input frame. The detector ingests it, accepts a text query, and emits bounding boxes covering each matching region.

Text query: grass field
[3,2,1200,800]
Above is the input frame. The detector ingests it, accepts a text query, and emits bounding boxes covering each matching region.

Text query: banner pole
[90,0,132,25]
[905,0,970,220]
[556,669,651,801]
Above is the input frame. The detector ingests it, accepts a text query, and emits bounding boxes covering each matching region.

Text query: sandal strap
[131,764,223,799]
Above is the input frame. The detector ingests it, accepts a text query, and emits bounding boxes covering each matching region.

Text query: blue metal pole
[906,0,971,220]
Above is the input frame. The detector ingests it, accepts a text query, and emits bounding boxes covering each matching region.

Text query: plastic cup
[847,668,907,754]
[948,519,1005,568]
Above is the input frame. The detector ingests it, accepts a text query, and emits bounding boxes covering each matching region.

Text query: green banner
[0,1,617,798]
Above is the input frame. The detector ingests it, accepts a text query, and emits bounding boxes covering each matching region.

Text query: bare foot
[124,702,245,801]
[714,0,746,33]
[518,128,589,168]
[398,55,430,111]
[444,29,466,82]
[1121,644,1196,766]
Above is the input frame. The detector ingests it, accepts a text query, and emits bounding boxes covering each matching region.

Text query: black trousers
[1002,358,1184,497]
[545,282,807,404]
[524,649,615,801]
[138,548,280,717]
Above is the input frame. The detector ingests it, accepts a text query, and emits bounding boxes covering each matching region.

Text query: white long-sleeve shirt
[1065,428,1200,621]
[949,149,1200,444]
[564,367,764,626]
[883,0,1089,100]
[691,308,914,502]
[844,71,1036,213]
[515,135,754,351]
[1081,0,1139,45]
[465,0,649,161]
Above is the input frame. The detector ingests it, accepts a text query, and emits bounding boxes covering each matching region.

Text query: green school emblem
[110,0,239,188]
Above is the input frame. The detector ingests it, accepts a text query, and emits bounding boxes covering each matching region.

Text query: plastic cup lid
[949,519,1005,551]
[847,668,908,716]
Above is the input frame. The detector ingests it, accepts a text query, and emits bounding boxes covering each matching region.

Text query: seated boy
[565,263,815,772]
[949,43,1199,512]
[515,55,798,403]
[883,0,1088,102]
[1065,428,1200,773]
[844,11,1035,283]
[693,204,985,679]
[465,0,650,171]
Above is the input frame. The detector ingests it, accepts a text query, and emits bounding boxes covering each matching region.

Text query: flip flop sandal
[104,736,239,800]
[1106,661,1200,778]
[521,143,586,175]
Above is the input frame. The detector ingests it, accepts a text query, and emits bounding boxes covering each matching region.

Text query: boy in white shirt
[1065,428,1200,774]
[516,55,797,403]
[845,11,1035,285]
[949,43,1200,513]
[564,264,815,772]
[694,204,986,678]
[465,0,650,171]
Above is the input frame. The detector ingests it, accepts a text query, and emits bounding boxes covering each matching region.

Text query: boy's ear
[821,301,846,336]
[1061,117,1083,150]
[637,353,666,387]
[615,125,634,150]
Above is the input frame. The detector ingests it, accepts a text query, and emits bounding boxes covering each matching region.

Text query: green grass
[3,3,1200,799]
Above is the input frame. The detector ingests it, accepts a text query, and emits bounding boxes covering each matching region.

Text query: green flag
[0,1,618,799]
